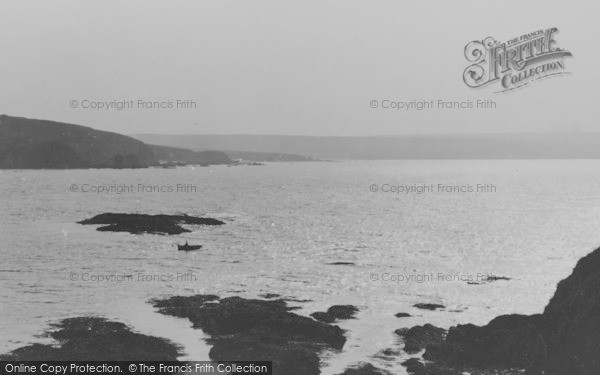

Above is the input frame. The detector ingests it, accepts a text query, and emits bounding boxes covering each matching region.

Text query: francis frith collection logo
[463,28,572,93]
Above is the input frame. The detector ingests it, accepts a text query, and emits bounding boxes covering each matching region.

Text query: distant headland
[0,115,233,169]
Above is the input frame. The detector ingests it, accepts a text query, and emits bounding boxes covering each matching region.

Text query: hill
[0,115,156,169]
[132,133,600,160]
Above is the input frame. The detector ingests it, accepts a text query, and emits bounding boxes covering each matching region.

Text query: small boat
[177,241,202,251]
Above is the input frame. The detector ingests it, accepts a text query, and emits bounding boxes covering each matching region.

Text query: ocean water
[2,160,600,374]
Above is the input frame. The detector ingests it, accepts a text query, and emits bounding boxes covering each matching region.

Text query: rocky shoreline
[397,246,600,375]
[3,247,599,375]
[150,296,351,375]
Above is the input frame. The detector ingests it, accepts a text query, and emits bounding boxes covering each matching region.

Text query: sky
[0,0,598,136]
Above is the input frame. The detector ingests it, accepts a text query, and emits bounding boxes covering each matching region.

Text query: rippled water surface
[2,160,600,374]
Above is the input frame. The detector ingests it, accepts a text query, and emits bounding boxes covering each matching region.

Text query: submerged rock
[484,275,511,282]
[468,276,512,285]
[310,305,360,323]
[78,213,225,235]
[414,303,446,311]
[395,312,412,318]
[0,317,180,360]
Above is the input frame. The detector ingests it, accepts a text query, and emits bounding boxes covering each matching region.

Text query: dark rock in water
[328,262,356,266]
[395,312,412,318]
[151,295,347,375]
[78,213,225,235]
[402,358,426,375]
[414,303,445,311]
[310,305,359,323]
[402,324,446,354]
[335,363,391,375]
[468,275,512,285]
[376,347,399,357]
[179,296,346,347]
[395,327,410,336]
[0,317,180,360]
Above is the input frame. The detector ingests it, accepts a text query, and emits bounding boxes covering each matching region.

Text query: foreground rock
[0,317,180,360]
[152,295,347,375]
[311,305,360,323]
[402,358,426,375]
[78,213,225,235]
[403,246,600,375]
[423,314,546,369]
[542,246,600,375]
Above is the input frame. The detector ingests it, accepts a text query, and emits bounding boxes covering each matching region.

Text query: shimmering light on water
[2,160,600,374]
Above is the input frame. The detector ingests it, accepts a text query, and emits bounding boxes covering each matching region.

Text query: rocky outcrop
[541,247,600,375]
[209,335,320,375]
[310,305,360,323]
[403,246,600,375]
[414,303,445,311]
[151,295,347,375]
[401,358,426,375]
[0,317,180,360]
[396,324,445,354]
[423,314,546,369]
[78,213,225,235]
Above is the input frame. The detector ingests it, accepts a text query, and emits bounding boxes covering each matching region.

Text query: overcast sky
[0,0,598,136]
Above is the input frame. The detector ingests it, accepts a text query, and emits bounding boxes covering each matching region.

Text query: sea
[2,160,600,374]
